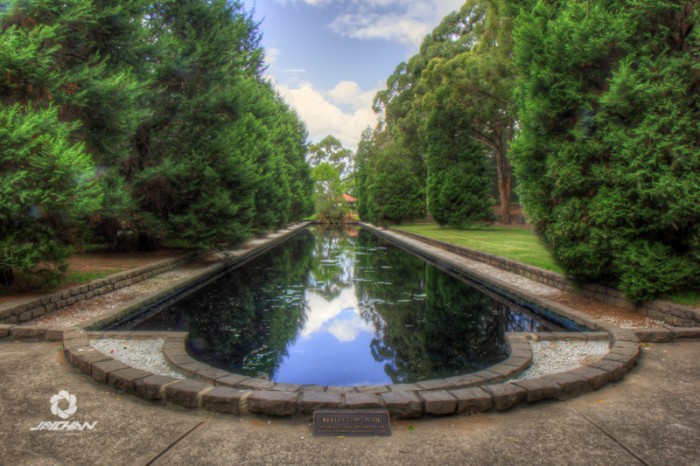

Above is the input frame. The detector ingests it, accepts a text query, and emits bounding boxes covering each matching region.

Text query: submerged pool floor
[114,227,567,386]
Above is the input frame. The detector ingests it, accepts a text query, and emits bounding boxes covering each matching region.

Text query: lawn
[394,223,700,308]
[394,223,563,273]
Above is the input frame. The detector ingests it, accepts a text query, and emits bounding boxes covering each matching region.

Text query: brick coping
[77,223,312,331]
[1,222,699,418]
[0,324,652,418]
[389,225,700,327]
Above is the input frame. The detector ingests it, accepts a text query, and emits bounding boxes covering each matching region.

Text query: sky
[240,0,464,150]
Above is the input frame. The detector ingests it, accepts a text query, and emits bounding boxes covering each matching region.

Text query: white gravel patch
[90,338,185,380]
[517,340,610,380]
[384,230,562,298]
[29,270,192,327]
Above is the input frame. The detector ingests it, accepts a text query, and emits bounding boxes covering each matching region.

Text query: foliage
[311,163,348,224]
[0,104,102,285]
[512,0,700,302]
[308,135,355,222]
[356,0,519,225]
[395,223,562,273]
[421,0,519,223]
[0,0,313,287]
[129,0,303,246]
[354,128,376,222]
[369,141,426,225]
[425,95,494,228]
[308,135,354,182]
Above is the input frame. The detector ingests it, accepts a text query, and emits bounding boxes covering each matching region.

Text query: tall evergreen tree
[425,96,494,228]
[0,0,146,282]
[512,0,699,301]
[370,140,426,225]
[129,0,268,247]
[354,127,376,222]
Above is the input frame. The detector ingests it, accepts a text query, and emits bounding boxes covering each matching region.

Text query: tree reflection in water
[125,227,564,385]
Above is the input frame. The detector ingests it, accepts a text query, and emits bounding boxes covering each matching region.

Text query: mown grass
[62,269,123,286]
[394,223,563,273]
[666,292,700,307]
[394,223,700,308]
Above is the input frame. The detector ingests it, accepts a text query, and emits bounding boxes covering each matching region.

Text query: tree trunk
[495,146,511,224]
[0,268,14,287]
[495,120,513,225]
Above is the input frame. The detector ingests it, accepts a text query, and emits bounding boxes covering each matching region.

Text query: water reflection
[122,227,563,385]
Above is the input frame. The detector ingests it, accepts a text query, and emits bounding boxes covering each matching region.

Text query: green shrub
[512,0,700,302]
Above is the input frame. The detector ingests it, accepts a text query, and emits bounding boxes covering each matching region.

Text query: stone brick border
[0,251,202,325]
[44,327,639,418]
[79,223,311,331]
[3,324,638,419]
[1,222,698,419]
[390,226,700,327]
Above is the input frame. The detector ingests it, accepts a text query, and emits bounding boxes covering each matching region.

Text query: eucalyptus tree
[422,0,519,224]
[307,135,354,181]
[361,0,520,226]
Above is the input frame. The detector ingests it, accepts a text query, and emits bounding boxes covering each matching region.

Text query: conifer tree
[130,0,268,246]
[512,0,699,301]
[0,0,144,282]
[425,99,494,228]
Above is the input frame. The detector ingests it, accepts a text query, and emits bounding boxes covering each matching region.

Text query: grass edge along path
[394,223,699,308]
[393,224,562,274]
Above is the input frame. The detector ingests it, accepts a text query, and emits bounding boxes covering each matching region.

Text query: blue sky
[240,0,463,150]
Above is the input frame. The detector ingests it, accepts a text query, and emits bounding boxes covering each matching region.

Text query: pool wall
[361,223,613,333]
[93,222,312,330]
[1,222,668,418]
[392,227,700,328]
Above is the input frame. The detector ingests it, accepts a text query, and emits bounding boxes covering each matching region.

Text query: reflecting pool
[118,227,564,386]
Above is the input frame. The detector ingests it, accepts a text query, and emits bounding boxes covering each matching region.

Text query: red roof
[343,193,357,202]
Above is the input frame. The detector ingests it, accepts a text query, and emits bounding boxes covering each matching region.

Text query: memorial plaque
[313,409,391,437]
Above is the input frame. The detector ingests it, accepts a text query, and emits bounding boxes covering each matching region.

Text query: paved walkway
[2,339,698,465]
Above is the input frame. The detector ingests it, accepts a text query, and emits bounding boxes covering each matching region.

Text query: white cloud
[301,288,374,343]
[267,0,463,147]
[264,47,280,66]
[282,0,464,48]
[329,13,428,47]
[328,80,375,109]
[275,79,377,150]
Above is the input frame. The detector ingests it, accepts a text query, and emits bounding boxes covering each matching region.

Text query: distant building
[342,194,357,208]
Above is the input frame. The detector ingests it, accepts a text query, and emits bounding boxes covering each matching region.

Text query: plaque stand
[312,409,392,437]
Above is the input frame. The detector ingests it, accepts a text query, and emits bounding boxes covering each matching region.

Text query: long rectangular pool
[111,227,576,386]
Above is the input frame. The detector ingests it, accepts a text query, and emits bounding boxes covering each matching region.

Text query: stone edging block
[164,380,214,408]
[380,391,422,419]
[418,390,458,415]
[248,391,299,416]
[7,220,692,418]
[388,225,700,328]
[51,326,646,418]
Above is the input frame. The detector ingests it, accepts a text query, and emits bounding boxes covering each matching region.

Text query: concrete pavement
[1,339,698,465]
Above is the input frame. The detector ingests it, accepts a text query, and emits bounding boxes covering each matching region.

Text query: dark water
[120,227,564,386]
